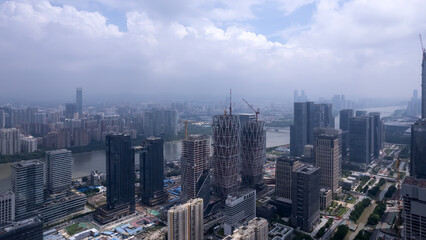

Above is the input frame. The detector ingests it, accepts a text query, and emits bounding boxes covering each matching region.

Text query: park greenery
[349,198,372,222]
[331,225,349,240]
[354,230,373,240]
[367,202,386,226]
[384,185,397,199]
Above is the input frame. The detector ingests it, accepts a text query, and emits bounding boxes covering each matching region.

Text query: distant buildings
[0,128,21,155]
[224,189,256,236]
[223,217,268,240]
[181,135,211,208]
[290,102,314,156]
[167,198,204,240]
[0,215,43,240]
[76,88,82,116]
[293,90,308,102]
[143,110,178,137]
[0,191,15,223]
[291,164,320,232]
[140,137,168,206]
[11,160,44,220]
[46,149,72,194]
[212,114,240,199]
[240,117,266,188]
[401,177,426,239]
[314,103,334,129]
[20,136,37,153]
[407,89,421,117]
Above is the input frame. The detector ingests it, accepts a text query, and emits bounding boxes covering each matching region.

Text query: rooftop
[404,176,426,188]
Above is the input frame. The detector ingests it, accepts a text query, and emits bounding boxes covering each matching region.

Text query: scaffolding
[212,114,240,199]
[240,120,266,187]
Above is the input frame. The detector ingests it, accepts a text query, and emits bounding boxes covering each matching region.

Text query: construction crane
[242,98,260,122]
[179,120,195,139]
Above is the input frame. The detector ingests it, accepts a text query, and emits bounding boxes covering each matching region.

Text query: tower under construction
[240,117,266,188]
[212,114,240,199]
[181,135,211,208]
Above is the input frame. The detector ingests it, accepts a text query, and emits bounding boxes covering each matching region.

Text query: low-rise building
[320,188,332,210]
[224,189,256,236]
[223,217,268,240]
[0,216,43,240]
[268,223,294,240]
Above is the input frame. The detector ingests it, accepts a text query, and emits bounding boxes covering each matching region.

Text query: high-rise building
[401,177,426,239]
[140,137,167,206]
[290,102,314,156]
[167,198,204,240]
[143,110,178,137]
[76,88,82,116]
[20,136,37,153]
[223,217,268,240]
[224,189,256,235]
[0,191,15,223]
[275,156,301,202]
[105,134,135,212]
[0,216,43,240]
[349,116,372,165]
[0,128,21,155]
[291,164,320,232]
[181,135,210,207]
[212,114,240,199]
[314,130,341,195]
[339,109,354,132]
[0,110,5,129]
[11,160,44,220]
[65,103,77,118]
[368,112,383,158]
[240,117,266,188]
[46,149,72,194]
[314,103,334,129]
[410,119,426,179]
[407,89,421,117]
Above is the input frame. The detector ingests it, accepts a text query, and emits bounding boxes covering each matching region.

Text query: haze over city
[1,0,426,103]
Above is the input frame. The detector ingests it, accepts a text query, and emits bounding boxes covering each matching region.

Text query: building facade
[401,177,426,239]
[0,128,20,155]
[290,102,314,157]
[410,119,426,180]
[0,191,15,223]
[339,109,354,132]
[140,137,167,206]
[76,88,82,116]
[167,198,204,240]
[291,164,320,232]
[11,160,44,220]
[223,217,268,240]
[0,216,43,240]
[224,189,256,236]
[275,156,301,202]
[46,149,72,194]
[349,116,372,165]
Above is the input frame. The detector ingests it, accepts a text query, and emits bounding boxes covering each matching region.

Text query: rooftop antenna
[229,89,232,116]
[420,33,425,52]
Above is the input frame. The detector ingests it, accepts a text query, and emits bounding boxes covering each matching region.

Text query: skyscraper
[401,177,426,239]
[46,149,72,194]
[275,156,301,202]
[11,160,44,220]
[212,114,240,199]
[410,119,426,179]
[0,128,21,155]
[339,109,354,132]
[181,135,210,207]
[140,137,167,206]
[368,112,383,158]
[167,198,204,240]
[105,134,135,212]
[240,117,266,188]
[290,102,314,156]
[314,129,341,195]
[76,88,82,116]
[349,116,372,165]
[291,164,320,232]
[314,103,334,129]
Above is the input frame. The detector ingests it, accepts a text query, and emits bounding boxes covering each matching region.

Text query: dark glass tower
[76,88,82,116]
[106,134,135,212]
[314,103,334,128]
[422,49,426,118]
[411,119,426,179]
[349,116,372,164]
[290,102,314,156]
[140,137,167,206]
[339,109,354,132]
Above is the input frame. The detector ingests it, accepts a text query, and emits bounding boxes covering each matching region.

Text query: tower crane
[179,120,195,139]
[242,98,260,122]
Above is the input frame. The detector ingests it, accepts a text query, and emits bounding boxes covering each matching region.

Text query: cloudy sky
[1,0,426,103]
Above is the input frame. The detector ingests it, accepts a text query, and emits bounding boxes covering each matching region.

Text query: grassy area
[65,223,85,236]
[337,207,349,218]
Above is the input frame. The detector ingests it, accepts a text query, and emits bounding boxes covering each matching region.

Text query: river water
[0,128,290,192]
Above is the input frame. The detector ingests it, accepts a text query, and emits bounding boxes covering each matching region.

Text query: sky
[1,0,426,103]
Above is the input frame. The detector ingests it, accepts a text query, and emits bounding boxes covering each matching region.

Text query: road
[347,202,377,240]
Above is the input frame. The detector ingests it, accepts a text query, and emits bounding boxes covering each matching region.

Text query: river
[0,128,290,192]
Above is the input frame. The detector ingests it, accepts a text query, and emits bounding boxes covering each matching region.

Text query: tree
[367,214,380,225]
[82,176,88,182]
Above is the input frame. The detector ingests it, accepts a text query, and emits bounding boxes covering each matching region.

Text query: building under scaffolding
[212,114,240,199]
[240,118,266,188]
[181,135,211,209]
